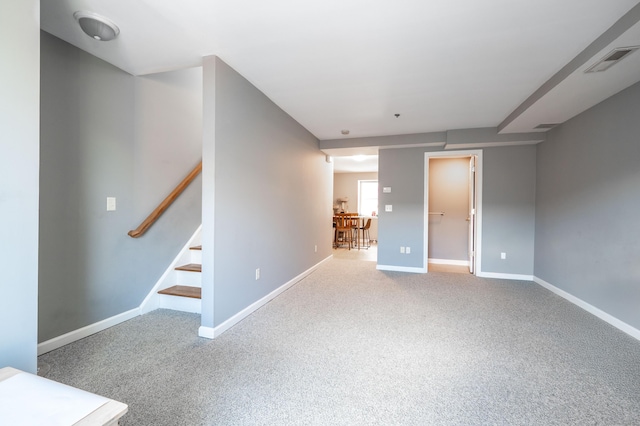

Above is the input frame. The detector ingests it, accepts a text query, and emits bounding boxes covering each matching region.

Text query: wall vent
[585,46,639,73]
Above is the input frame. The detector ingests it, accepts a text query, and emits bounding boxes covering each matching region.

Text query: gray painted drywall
[333,172,379,239]
[0,0,40,372]
[378,144,536,274]
[481,145,536,274]
[201,56,216,330]
[134,67,202,220]
[428,158,469,261]
[378,148,427,268]
[39,32,202,342]
[535,80,640,330]
[202,56,333,326]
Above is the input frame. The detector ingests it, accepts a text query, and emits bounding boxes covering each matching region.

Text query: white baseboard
[207,255,333,339]
[376,264,427,273]
[533,276,640,341]
[38,308,140,355]
[428,258,469,266]
[198,326,215,339]
[476,271,533,281]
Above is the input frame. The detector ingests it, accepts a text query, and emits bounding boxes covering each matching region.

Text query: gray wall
[482,145,536,274]
[378,148,427,268]
[202,56,333,327]
[535,81,640,330]
[378,145,536,274]
[39,32,202,342]
[0,0,40,372]
[428,158,469,261]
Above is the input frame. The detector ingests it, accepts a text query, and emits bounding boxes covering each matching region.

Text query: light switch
[383,187,391,193]
[385,205,392,212]
[107,197,116,211]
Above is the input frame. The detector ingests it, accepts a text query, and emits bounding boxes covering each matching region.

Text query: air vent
[585,46,639,73]
[534,123,559,130]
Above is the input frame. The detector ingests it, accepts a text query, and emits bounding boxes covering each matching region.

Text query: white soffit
[500,10,640,133]
[333,155,379,173]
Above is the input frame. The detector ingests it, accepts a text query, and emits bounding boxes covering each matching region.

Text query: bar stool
[359,218,371,249]
[334,214,354,249]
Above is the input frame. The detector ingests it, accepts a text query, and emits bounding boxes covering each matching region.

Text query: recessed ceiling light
[341,130,350,135]
[74,11,120,42]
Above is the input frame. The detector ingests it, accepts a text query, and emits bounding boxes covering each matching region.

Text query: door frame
[423,149,483,275]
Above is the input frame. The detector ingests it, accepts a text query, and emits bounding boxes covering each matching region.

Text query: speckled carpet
[38,256,640,425]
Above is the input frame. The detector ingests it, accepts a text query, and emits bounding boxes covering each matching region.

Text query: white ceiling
[42,0,640,173]
[332,155,379,174]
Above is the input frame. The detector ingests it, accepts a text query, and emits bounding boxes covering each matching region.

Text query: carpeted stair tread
[158,285,201,299]
[175,263,201,272]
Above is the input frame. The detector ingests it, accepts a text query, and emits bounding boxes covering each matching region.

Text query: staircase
[156,244,202,313]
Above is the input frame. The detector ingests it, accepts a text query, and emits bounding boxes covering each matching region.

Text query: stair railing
[128,161,202,238]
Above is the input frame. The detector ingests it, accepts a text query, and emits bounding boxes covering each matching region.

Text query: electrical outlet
[255,268,260,280]
[406,247,411,254]
[501,252,506,260]
[400,246,405,254]
[385,205,393,212]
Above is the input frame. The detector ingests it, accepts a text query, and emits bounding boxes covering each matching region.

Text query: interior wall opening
[425,150,481,275]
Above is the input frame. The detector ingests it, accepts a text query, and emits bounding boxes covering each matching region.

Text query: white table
[0,367,128,425]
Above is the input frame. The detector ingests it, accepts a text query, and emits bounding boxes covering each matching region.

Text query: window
[358,180,378,216]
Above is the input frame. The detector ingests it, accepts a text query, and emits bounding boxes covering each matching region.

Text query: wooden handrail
[128,161,202,238]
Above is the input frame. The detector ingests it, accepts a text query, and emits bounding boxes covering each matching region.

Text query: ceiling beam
[498,2,640,133]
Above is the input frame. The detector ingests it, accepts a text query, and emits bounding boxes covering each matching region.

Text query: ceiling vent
[534,123,559,130]
[585,46,639,73]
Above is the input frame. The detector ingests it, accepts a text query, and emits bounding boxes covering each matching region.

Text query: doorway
[424,150,482,274]
[332,165,379,262]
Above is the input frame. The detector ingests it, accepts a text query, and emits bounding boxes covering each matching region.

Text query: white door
[468,156,476,274]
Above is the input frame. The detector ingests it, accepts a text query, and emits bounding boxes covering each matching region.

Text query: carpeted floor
[38,256,640,425]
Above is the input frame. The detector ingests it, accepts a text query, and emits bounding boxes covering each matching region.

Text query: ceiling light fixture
[74,11,120,41]
[341,130,350,135]
[353,155,366,162]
